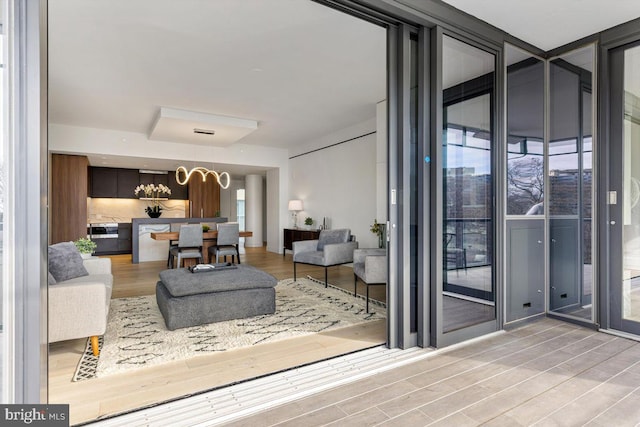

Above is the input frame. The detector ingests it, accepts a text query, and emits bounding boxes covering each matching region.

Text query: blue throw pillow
[48,242,89,283]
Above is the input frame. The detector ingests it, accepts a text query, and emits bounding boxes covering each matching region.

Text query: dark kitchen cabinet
[169,172,189,200]
[89,167,188,200]
[89,167,118,198]
[94,238,119,255]
[139,172,168,187]
[117,168,140,198]
[139,172,188,200]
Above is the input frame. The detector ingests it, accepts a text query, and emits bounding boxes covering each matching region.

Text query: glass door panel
[548,45,595,321]
[610,42,640,333]
[441,35,496,334]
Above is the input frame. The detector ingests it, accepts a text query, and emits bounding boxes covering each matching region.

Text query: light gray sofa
[293,228,358,287]
[49,258,113,356]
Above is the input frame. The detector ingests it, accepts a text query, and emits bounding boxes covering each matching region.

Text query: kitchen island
[132,217,227,263]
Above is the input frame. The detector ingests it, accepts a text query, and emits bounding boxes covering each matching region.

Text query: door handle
[610,221,616,225]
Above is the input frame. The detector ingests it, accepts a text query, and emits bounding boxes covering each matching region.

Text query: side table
[283,228,320,257]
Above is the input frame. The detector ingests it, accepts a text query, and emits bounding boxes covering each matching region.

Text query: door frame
[602,38,640,334]
[430,27,504,347]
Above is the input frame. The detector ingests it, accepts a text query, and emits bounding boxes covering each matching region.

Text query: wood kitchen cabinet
[188,176,220,218]
[51,154,89,243]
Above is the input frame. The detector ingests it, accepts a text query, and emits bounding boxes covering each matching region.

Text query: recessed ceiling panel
[149,107,258,146]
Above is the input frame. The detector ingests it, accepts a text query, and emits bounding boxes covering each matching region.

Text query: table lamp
[288,199,303,228]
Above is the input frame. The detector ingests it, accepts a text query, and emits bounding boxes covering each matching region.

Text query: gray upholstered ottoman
[156,265,277,330]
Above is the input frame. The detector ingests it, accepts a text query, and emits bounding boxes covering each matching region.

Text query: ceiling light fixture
[193,128,216,135]
[175,166,230,189]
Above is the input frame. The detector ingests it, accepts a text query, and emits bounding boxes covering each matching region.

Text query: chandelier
[175,166,231,189]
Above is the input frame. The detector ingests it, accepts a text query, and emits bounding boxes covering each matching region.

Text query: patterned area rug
[73,277,385,381]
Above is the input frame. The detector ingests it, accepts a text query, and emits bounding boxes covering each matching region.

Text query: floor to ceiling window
[440,35,496,335]
[504,44,545,323]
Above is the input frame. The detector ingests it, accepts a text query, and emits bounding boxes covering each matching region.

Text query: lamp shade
[288,199,303,211]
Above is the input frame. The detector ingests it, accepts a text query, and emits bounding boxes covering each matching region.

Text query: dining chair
[208,222,241,264]
[167,222,185,268]
[169,224,203,268]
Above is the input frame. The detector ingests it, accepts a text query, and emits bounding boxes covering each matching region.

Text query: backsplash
[87,198,188,223]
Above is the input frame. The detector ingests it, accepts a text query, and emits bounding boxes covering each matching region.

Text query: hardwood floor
[48,247,386,425]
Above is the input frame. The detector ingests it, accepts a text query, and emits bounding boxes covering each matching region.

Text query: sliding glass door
[609,41,640,334]
[436,34,497,344]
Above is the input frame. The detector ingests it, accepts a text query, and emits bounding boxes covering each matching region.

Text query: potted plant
[202,224,211,232]
[304,217,314,229]
[134,183,172,218]
[370,219,386,249]
[74,237,97,259]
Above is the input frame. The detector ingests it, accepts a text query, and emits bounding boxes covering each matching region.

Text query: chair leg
[366,284,370,313]
[325,267,328,288]
[354,274,358,297]
[236,245,241,264]
[177,254,182,269]
[90,335,100,357]
[294,262,297,281]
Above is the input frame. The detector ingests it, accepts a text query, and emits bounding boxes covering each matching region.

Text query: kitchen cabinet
[169,172,189,200]
[283,228,321,257]
[51,154,89,243]
[117,168,140,198]
[139,172,168,187]
[139,171,188,200]
[90,167,188,200]
[89,167,118,198]
[188,176,220,217]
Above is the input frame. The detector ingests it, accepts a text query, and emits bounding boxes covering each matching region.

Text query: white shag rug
[73,277,385,381]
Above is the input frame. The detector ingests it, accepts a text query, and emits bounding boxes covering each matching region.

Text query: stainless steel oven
[87,223,119,239]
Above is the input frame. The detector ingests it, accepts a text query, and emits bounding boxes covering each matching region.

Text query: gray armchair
[353,248,386,313]
[293,228,358,287]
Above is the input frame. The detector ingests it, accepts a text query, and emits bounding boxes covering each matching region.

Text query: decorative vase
[80,253,92,259]
[147,205,162,218]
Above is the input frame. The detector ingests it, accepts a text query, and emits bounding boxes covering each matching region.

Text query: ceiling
[48,0,387,170]
[49,0,640,174]
[441,0,640,51]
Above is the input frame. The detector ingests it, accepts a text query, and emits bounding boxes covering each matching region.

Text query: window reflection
[548,46,595,320]
[442,36,495,333]
[507,56,544,215]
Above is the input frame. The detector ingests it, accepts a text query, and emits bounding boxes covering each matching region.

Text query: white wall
[376,101,388,223]
[289,119,379,248]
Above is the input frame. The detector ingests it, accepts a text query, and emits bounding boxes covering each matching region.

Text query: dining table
[150,230,253,241]
[151,230,253,264]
